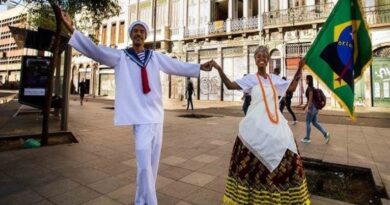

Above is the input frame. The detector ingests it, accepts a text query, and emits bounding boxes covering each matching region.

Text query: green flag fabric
[304,0,372,119]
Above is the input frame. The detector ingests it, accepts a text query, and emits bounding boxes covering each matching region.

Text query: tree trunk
[41,1,63,146]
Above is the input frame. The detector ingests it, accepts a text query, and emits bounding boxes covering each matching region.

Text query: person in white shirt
[60,12,212,205]
[210,46,310,205]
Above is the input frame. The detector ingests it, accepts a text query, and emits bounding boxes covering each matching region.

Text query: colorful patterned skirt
[223,137,310,205]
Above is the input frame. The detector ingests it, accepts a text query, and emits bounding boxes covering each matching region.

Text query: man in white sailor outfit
[60,12,212,205]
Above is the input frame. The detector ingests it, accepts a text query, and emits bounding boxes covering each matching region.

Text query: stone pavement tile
[1,163,62,188]
[176,160,207,171]
[32,199,55,205]
[158,181,201,200]
[81,196,123,205]
[300,152,324,160]
[107,183,136,205]
[347,136,366,145]
[176,201,193,205]
[180,172,216,187]
[0,190,44,205]
[382,198,390,205]
[114,167,137,183]
[213,156,231,168]
[184,188,223,205]
[204,176,227,193]
[33,155,82,171]
[192,154,220,163]
[56,166,110,185]
[158,165,193,180]
[197,164,228,177]
[57,151,100,163]
[121,158,137,167]
[157,192,180,205]
[161,156,188,166]
[0,180,26,198]
[210,140,229,146]
[32,178,81,198]
[103,153,133,163]
[0,152,20,166]
[87,175,131,194]
[49,186,100,205]
[93,162,133,176]
[322,154,348,165]
[156,175,175,190]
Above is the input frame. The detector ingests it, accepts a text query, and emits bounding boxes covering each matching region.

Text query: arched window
[269,49,281,74]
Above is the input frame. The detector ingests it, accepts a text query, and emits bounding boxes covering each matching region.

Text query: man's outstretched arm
[60,10,121,67]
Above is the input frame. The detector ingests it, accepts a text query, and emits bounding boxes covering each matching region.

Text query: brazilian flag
[304,0,372,119]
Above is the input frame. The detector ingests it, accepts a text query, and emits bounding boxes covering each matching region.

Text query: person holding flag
[303,0,372,119]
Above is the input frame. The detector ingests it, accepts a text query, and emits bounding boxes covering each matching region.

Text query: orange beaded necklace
[256,73,279,124]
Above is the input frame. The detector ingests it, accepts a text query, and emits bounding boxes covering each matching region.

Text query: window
[269,0,279,11]
[111,23,116,45]
[94,27,100,43]
[102,25,107,45]
[118,22,125,43]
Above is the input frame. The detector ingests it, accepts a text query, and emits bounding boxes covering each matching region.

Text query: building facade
[72,0,390,108]
[0,5,28,85]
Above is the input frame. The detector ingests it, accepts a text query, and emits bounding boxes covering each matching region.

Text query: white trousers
[133,123,163,205]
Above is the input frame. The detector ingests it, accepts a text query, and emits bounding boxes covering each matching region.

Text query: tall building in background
[0,5,28,85]
[73,0,390,108]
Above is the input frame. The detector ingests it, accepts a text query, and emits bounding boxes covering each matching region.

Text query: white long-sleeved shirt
[69,30,200,125]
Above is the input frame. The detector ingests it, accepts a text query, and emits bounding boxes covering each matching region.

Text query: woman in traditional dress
[210,45,310,205]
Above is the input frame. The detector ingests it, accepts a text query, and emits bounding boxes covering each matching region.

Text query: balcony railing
[208,20,226,34]
[263,3,334,27]
[231,16,259,32]
[184,27,206,38]
[364,4,390,26]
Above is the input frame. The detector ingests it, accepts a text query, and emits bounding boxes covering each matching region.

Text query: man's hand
[200,61,212,71]
[60,10,75,33]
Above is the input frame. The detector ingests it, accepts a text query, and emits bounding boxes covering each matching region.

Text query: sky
[0,5,7,12]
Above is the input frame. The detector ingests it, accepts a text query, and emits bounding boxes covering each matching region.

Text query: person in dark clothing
[185,77,194,110]
[241,74,251,115]
[242,90,251,115]
[78,79,87,106]
[279,77,297,124]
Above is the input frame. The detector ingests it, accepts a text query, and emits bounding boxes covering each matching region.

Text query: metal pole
[61,45,71,131]
[153,0,157,50]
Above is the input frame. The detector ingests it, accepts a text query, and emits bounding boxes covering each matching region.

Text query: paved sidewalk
[0,98,389,205]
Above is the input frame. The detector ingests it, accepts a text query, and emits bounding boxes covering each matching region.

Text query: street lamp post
[152,0,157,50]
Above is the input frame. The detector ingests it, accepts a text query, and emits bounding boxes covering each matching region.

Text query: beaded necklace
[256,73,279,124]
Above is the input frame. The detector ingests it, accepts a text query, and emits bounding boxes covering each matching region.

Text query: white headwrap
[128,20,149,38]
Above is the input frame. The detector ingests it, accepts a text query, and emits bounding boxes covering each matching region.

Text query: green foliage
[26,0,121,32]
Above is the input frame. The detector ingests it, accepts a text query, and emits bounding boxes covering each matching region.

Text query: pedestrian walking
[279,77,297,124]
[185,77,194,110]
[78,78,87,106]
[301,75,330,144]
[210,46,310,205]
[61,11,212,205]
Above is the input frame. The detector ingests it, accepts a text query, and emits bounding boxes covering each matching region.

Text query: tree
[3,0,120,145]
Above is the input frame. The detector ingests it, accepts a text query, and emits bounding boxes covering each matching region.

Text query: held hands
[200,60,222,72]
[200,61,212,72]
